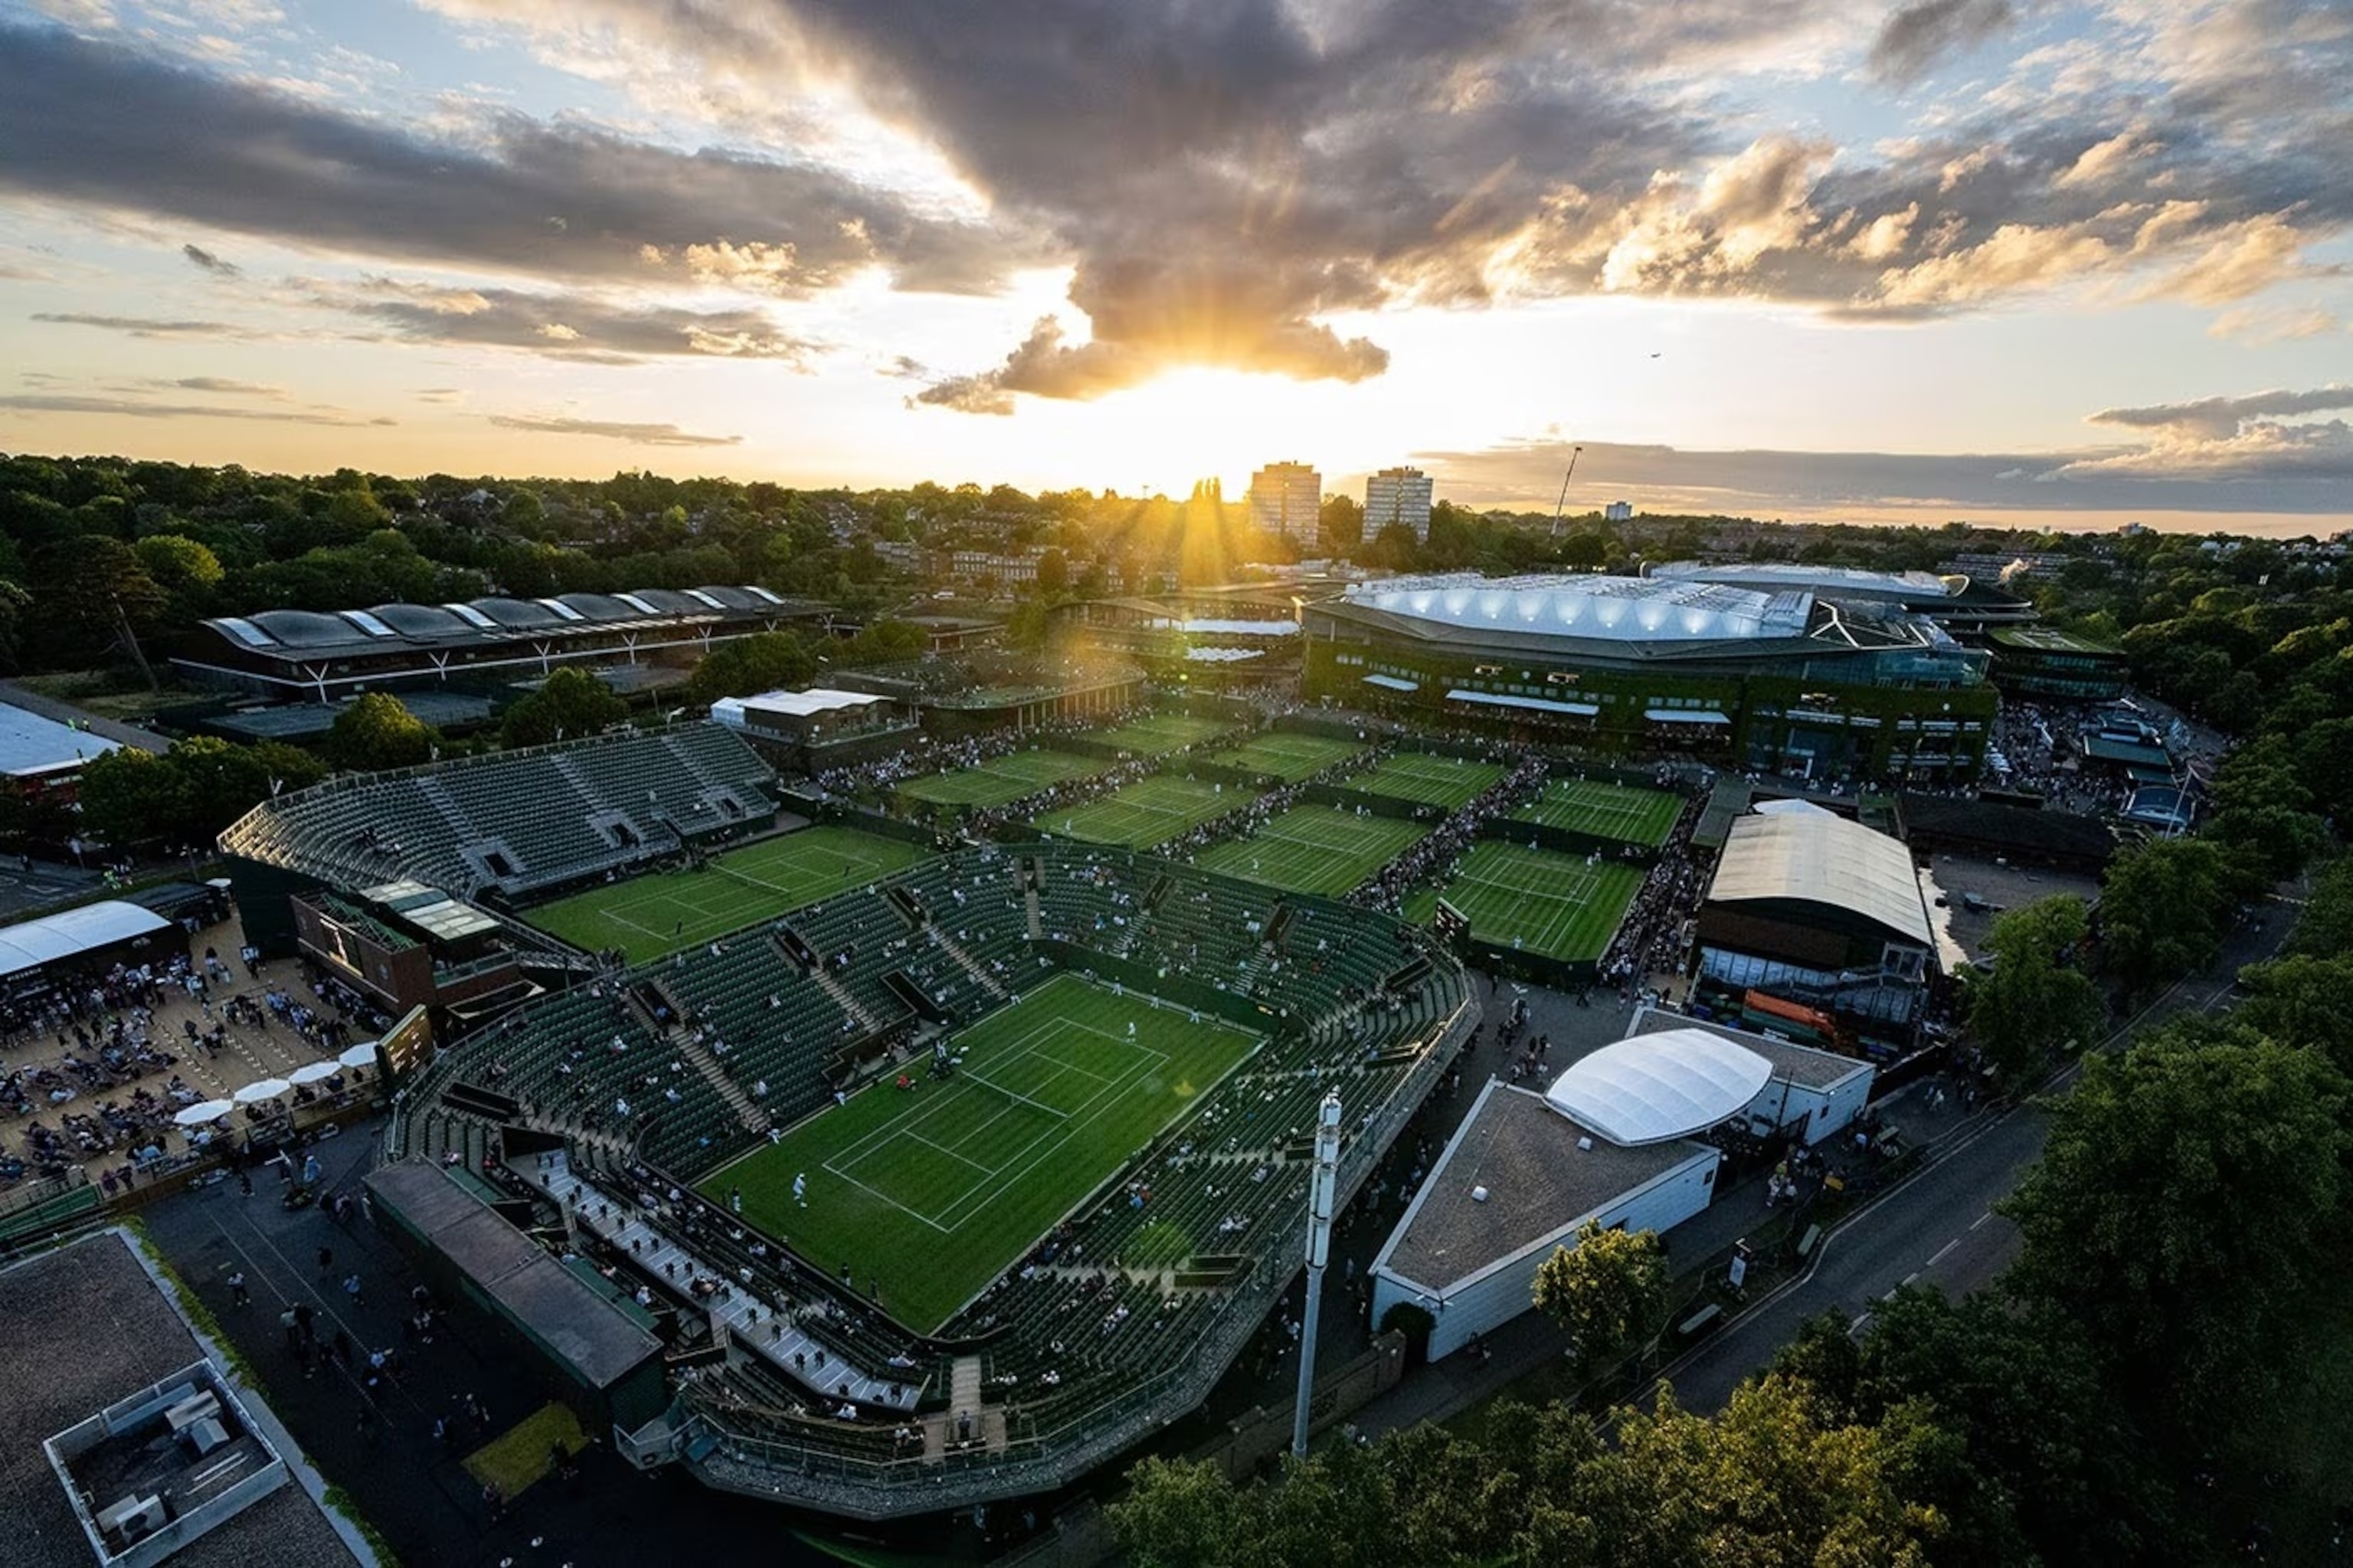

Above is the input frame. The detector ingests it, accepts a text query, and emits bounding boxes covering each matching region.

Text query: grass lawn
[1033,774,1250,849]
[1193,801,1427,897]
[1088,712,1238,756]
[895,747,1107,810]
[523,826,932,961]
[705,974,1258,1332]
[1348,752,1506,811]
[1406,840,1644,962]
[463,1402,587,1498]
[1509,777,1686,847]
[1201,732,1367,783]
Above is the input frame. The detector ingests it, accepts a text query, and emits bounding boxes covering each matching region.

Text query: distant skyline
[1,0,2349,532]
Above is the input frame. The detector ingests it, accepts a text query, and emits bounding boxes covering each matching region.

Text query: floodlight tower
[1291,1091,1344,1458]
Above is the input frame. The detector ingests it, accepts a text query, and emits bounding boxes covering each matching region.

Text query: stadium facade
[1303,573,1998,781]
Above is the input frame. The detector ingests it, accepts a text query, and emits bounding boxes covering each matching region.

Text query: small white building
[1622,1010,1875,1147]
[1367,1077,1720,1361]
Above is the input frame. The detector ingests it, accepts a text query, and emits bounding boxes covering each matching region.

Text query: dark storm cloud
[0,22,1016,294]
[486,414,741,447]
[318,280,821,364]
[181,242,241,276]
[1867,0,2013,83]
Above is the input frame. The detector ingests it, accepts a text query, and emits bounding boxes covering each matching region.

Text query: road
[1650,898,2284,1413]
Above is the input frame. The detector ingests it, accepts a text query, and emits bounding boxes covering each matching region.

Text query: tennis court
[1408,840,1643,962]
[897,747,1108,810]
[523,827,933,962]
[1034,774,1251,849]
[705,974,1258,1331]
[1088,712,1238,756]
[1201,732,1366,783]
[1193,801,1427,897]
[1508,777,1685,846]
[1348,752,1506,810]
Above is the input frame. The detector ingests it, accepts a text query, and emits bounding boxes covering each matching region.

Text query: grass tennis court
[1088,712,1237,756]
[1201,732,1366,783]
[706,974,1258,1332]
[896,746,1107,810]
[1193,801,1428,897]
[1406,840,1644,962]
[1348,752,1506,810]
[1508,777,1685,846]
[1034,774,1251,849]
[523,827,932,962]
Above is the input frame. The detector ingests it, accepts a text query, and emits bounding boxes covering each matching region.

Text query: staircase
[1023,888,1042,939]
[417,777,483,840]
[923,1355,1007,1461]
[928,930,1010,1003]
[810,967,885,1033]
[675,1029,771,1135]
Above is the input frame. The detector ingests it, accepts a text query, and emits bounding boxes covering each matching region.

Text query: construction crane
[1548,444,1585,537]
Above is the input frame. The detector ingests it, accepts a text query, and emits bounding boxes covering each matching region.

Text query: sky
[1,0,2350,534]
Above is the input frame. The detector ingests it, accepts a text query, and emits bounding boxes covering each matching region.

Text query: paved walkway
[0,681,171,753]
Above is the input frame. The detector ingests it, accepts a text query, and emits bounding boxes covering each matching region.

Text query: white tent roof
[1752,797,1837,817]
[1340,573,1811,643]
[1709,810,1934,948]
[1546,1030,1774,1145]
[713,688,887,724]
[0,900,175,978]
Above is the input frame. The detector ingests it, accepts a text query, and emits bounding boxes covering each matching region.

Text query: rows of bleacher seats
[219,724,776,897]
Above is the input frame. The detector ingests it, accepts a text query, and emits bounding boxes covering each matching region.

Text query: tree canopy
[500,666,629,748]
[1962,895,2105,1082]
[325,692,439,772]
[2094,837,2232,994]
[1531,1219,1669,1371]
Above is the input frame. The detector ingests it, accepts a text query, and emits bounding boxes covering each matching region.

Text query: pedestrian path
[515,1151,921,1413]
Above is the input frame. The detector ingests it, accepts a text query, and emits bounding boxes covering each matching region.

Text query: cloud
[2208,306,2341,343]
[2089,385,2353,440]
[180,241,241,276]
[0,22,1016,295]
[486,414,741,447]
[313,278,821,364]
[1869,0,2014,83]
[0,392,385,426]
[145,375,282,396]
[29,312,255,338]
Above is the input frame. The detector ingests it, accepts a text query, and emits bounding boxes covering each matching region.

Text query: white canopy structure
[1752,797,1838,817]
[1339,573,1812,643]
[712,688,889,726]
[1709,810,1934,948]
[0,901,173,979]
[1545,1030,1774,1146]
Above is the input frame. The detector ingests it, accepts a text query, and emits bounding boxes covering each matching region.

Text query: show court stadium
[218,722,1476,1521]
[1302,572,2000,783]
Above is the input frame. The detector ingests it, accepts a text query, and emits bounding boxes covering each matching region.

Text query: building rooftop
[1373,1080,1710,1295]
[0,901,176,980]
[0,1230,358,1568]
[1710,810,1933,948]
[1649,561,1962,603]
[1989,626,2122,655]
[1544,1030,1774,1145]
[1625,1005,1871,1090]
[0,703,122,779]
[1337,573,1814,643]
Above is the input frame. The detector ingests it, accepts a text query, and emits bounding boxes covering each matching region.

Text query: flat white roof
[715,688,889,722]
[1148,617,1298,637]
[1546,1030,1774,1145]
[0,900,175,977]
[1710,810,1934,948]
[0,705,123,778]
[1340,572,1812,642]
[1447,688,1598,717]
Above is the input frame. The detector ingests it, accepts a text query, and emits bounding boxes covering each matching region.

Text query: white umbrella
[288,1061,341,1085]
[173,1099,235,1127]
[234,1077,292,1105]
[338,1043,378,1070]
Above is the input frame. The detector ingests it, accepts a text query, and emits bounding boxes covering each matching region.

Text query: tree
[843,617,927,664]
[2231,953,2353,1078]
[1319,494,1364,554]
[2095,836,2231,994]
[75,747,191,849]
[1962,895,2105,1082]
[682,632,817,706]
[26,536,166,666]
[501,666,628,748]
[2001,1025,2352,1447]
[1531,1219,1668,1372]
[1111,1455,1245,1568]
[132,533,224,596]
[326,692,439,772]
[2201,739,2326,881]
[1034,547,1069,598]
[2287,853,2353,957]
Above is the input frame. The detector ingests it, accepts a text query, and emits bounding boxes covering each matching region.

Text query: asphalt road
[1650,897,2287,1413]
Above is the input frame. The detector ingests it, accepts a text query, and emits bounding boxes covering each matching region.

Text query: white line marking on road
[1900,1272,1919,1287]
[1848,1312,1873,1337]
[1927,1239,1960,1267]
[1969,1210,1993,1231]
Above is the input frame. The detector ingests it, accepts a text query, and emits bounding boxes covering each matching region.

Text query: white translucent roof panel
[440,603,498,629]
[1546,1030,1773,1145]
[1341,573,1811,642]
[725,687,887,719]
[1447,689,1599,717]
[1363,673,1419,691]
[1709,811,1933,948]
[1184,647,1263,661]
[1651,561,1959,600]
[337,610,398,637]
[743,584,786,604]
[1148,617,1298,636]
[534,597,587,622]
[214,617,277,648]
[681,589,726,609]
[611,594,659,615]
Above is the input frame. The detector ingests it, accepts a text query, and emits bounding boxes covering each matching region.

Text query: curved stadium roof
[1709,810,1934,948]
[1337,574,1814,643]
[201,585,824,664]
[1545,1030,1774,1145]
